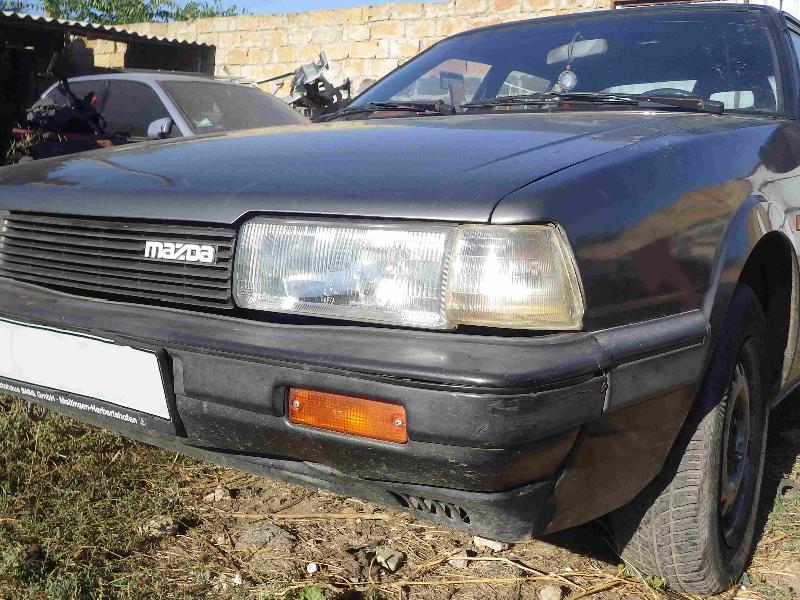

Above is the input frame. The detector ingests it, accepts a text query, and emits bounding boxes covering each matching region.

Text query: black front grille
[0,212,237,309]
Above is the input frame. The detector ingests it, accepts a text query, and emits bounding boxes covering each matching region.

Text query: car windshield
[160,80,307,133]
[354,9,781,115]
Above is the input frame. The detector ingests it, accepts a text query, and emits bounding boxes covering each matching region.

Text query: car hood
[0,111,728,224]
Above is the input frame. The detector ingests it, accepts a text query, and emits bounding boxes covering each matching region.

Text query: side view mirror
[147,117,173,140]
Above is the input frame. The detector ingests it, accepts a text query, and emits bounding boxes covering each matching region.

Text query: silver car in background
[39,70,308,139]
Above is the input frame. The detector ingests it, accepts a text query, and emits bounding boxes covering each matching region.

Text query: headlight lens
[234,219,454,328]
[444,225,584,330]
[234,219,584,330]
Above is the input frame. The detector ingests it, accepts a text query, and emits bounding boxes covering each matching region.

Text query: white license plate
[0,319,170,419]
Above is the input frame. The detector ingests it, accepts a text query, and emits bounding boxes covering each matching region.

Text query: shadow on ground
[542,392,800,570]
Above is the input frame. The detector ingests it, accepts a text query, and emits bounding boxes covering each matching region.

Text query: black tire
[611,284,770,595]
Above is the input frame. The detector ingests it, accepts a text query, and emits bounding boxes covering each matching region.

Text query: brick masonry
[101,0,612,96]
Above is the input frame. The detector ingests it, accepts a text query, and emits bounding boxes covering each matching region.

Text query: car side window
[605,80,697,95]
[101,80,171,137]
[709,90,755,109]
[789,31,800,111]
[706,75,777,111]
[389,59,491,106]
[43,81,106,106]
[499,71,550,97]
[790,30,800,66]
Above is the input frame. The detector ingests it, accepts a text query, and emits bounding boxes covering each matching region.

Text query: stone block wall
[124,0,612,95]
[70,37,127,71]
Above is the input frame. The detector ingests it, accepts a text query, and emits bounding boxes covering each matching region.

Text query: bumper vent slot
[0,212,237,309]
[390,491,470,524]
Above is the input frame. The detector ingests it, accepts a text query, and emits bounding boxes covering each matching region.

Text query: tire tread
[612,284,767,595]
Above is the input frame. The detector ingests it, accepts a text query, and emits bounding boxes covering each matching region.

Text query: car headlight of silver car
[233,218,584,330]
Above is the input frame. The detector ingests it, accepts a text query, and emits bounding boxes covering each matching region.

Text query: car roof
[443,2,782,39]
[63,70,241,85]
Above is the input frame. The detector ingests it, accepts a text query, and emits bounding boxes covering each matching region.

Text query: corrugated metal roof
[0,11,211,47]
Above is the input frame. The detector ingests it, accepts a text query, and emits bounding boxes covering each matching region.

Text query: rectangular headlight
[234,219,584,330]
[234,219,455,328]
[444,225,584,330]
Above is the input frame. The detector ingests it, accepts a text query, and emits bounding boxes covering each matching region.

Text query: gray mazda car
[1,4,799,594]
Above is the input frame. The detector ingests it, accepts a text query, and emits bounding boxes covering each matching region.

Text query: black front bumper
[0,279,709,540]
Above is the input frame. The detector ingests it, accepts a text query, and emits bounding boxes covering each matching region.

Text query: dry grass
[4,130,42,165]
[0,394,797,600]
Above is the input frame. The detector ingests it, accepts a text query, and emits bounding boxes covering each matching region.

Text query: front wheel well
[737,232,796,395]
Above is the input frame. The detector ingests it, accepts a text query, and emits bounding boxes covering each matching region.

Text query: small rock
[235,521,295,552]
[779,478,799,499]
[231,572,243,586]
[203,486,232,503]
[539,585,564,600]
[473,535,509,553]
[447,549,475,569]
[347,544,382,577]
[351,547,372,566]
[138,515,177,539]
[375,548,405,573]
[306,562,319,574]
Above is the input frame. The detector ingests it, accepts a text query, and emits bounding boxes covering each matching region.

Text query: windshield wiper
[320,100,455,121]
[322,92,724,121]
[626,93,725,115]
[462,92,724,115]
[463,92,639,108]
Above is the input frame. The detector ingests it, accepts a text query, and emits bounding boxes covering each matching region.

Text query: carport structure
[1,11,215,121]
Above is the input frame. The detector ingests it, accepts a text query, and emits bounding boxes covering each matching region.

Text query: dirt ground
[0,394,798,600]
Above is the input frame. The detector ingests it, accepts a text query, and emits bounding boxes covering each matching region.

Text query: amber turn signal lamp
[288,388,408,444]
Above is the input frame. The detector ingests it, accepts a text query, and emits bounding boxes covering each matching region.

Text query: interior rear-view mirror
[546,39,608,65]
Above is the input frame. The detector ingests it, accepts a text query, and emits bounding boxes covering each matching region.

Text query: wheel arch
[703,197,799,404]
[741,232,797,397]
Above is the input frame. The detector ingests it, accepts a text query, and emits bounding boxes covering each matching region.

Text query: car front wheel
[612,283,769,594]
